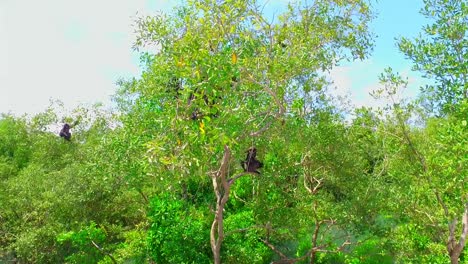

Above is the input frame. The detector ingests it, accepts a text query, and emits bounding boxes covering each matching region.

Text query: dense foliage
[0,0,466,263]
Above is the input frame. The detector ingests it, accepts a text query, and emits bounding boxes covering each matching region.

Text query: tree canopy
[0,0,466,263]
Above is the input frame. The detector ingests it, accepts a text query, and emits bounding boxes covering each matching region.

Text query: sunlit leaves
[398,0,468,114]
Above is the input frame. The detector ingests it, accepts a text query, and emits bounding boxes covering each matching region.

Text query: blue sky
[329,0,431,108]
[0,0,431,115]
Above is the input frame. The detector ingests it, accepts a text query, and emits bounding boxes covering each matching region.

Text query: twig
[91,240,117,264]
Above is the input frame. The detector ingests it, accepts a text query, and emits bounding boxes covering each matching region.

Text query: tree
[0,104,152,263]
[373,69,467,264]
[128,0,375,262]
[398,0,468,114]
[396,1,468,262]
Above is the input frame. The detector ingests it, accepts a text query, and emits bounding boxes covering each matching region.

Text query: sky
[330,0,431,108]
[0,0,431,115]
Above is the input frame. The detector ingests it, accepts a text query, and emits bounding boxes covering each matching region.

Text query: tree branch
[260,238,289,260]
[91,240,117,264]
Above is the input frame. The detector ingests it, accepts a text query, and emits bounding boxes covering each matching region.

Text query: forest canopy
[0,0,467,263]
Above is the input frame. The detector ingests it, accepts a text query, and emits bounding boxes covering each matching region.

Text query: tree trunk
[447,202,468,264]
[209,146,258,264]
[210,146,232,264]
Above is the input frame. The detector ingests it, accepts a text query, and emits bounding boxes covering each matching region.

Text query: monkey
[59,123,71,141]
[241,147,263,174]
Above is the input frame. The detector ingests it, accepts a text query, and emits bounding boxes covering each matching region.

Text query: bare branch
[260,239,288,260]
[247,74,285,114]
[91,240,117,264]
[304,176,323,195]
[228,172,253,185]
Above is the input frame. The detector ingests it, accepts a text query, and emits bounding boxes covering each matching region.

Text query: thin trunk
[210,146,231,264]
[447,203,468,264]
[310,215,320,264]
[209,146,265,263]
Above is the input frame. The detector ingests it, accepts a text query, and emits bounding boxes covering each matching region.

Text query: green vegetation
[0,0,466,263]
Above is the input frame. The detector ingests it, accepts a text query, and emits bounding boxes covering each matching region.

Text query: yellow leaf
[231,53,237,64]
[176,57,185,67]
[199,121,205,134]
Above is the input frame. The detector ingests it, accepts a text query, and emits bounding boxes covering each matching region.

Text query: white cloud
[0,0,174,115]
[328,60,428,110]
[328,65,353,99]
[1,0,431,117]
[328,59,379,108]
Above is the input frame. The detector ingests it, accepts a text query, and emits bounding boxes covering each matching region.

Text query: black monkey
[59,123,71,141]
[241,147,263,174]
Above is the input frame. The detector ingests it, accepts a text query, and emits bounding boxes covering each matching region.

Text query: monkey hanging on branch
[240,147,263,174]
